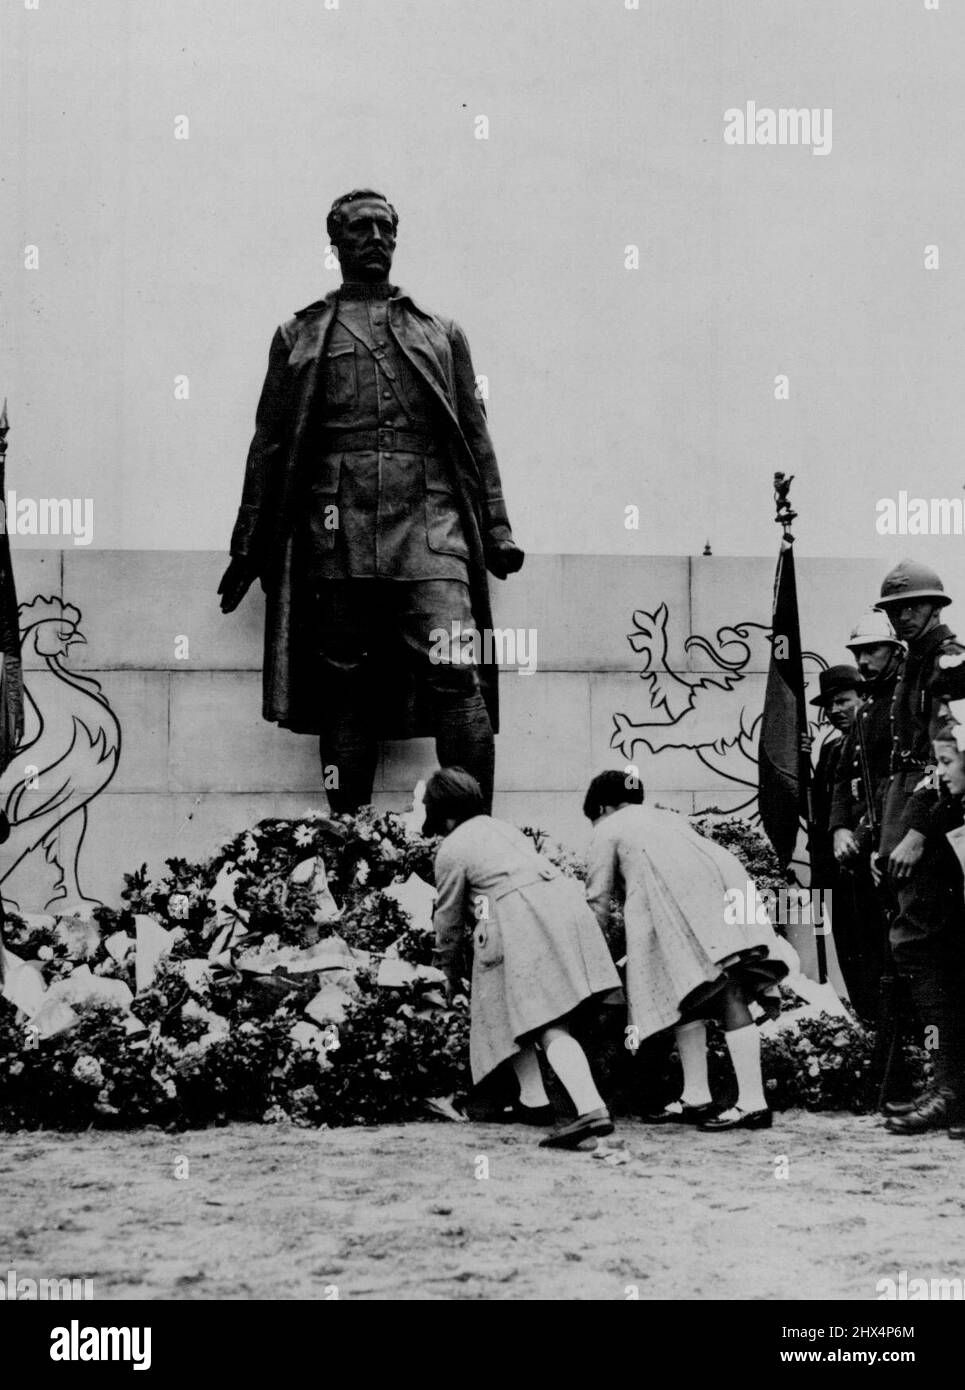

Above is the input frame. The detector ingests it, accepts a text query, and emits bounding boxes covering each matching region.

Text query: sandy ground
[3,1111,965,1301]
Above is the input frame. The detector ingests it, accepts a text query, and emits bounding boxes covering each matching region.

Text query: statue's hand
[485,539,525,580]
[218,556,257,613]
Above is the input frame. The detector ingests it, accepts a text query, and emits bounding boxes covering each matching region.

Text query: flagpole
[772,473,827,984]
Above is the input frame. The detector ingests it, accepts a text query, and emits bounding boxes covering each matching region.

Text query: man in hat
[219,189,524,814]
[829,614,911,1072]
[872,560,965,1134]
[808,665,863,1001]
[809,664,863,878]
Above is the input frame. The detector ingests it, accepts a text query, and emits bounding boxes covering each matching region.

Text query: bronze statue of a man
[219,189,523,813]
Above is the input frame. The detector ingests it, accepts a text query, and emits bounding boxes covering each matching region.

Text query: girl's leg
[675,1020,713,1108]
[539,1023,606,1116]
[511,1046,550,1109]
[719,980,767,1113]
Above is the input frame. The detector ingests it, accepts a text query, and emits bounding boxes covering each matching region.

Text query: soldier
[829,613,914,1099]
[871,560,965,1135]
[220,189,524,814]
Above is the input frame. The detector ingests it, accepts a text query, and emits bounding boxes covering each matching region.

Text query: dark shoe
[884,1092,948,1135]
[948,1122,965,1141]
[699,1106,772,1132]
[494,1102,556,1126]
[539,1108,614,1149]
[642,1100,716,1125]
[882,1086,931,1117]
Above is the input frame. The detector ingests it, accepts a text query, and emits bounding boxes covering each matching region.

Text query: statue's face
[335,199,397,279]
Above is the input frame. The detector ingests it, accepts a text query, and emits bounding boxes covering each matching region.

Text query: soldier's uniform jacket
[829,665,901,849]
[879,622,965,856]
[228,286,517,737]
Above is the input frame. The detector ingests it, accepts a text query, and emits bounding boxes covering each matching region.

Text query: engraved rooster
[0,595,121,915]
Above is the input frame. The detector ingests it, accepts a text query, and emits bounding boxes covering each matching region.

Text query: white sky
[2,0,965,597]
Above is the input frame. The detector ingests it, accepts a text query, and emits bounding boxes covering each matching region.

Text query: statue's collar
[337,281,397,303]
[294,285,416,318]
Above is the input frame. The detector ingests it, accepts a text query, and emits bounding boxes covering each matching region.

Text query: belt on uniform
[319,427,436,453]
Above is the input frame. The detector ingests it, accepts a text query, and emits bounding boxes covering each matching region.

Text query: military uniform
[829,659,902,1029]
[830,665,899,849]
[874,563,965,1127]
[302,288,473,582]
[879,621,965,861]
[230,278,521,813]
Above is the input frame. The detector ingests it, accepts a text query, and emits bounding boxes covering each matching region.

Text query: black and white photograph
[1,0,964,1351]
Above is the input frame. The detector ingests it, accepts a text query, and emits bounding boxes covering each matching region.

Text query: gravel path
[4,1112,964,1300]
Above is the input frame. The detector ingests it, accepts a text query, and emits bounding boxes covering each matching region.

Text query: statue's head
[326,189,398,282]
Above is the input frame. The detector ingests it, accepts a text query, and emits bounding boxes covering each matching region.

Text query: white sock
[725,1023,767,1114]
[675,1021,712,1107]
[511,1047,550,1108]
[543,1034,605,1117]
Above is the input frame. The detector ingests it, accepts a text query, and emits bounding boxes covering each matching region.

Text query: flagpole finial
[773,471,796,541]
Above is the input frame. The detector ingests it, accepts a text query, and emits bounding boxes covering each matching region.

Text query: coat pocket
[472,914,504,970]
[424,456,469,559]
[322,342,357,408]
[306,455,342,553]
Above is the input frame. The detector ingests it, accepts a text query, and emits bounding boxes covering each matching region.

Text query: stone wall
[0,550,916,913]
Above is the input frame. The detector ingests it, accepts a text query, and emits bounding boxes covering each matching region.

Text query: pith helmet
[845,610,902,653]
[875,559,951,610]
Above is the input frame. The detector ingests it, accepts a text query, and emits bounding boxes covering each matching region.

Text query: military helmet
[845,610,902,653]
[874,559,951,610]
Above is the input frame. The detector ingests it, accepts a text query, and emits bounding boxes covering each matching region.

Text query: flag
[0,401,23,985]
[758,538,809,871]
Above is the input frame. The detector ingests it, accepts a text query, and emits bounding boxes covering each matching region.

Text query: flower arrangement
[0,810,918,1129]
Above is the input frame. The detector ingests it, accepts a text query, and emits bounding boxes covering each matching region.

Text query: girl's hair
[422,767,486,837]
[932,717,964,750]
[582,769,644,822]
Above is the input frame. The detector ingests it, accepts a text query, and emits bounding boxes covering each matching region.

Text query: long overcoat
[229,288,515,737]
[585,805,787,1042]
[432,815,622,1083]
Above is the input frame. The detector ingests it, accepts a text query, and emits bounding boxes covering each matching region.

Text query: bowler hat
[809,664,862,708]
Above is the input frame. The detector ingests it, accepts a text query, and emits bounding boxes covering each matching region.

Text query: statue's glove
[218,555,258,613]
[485,539,525,580]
